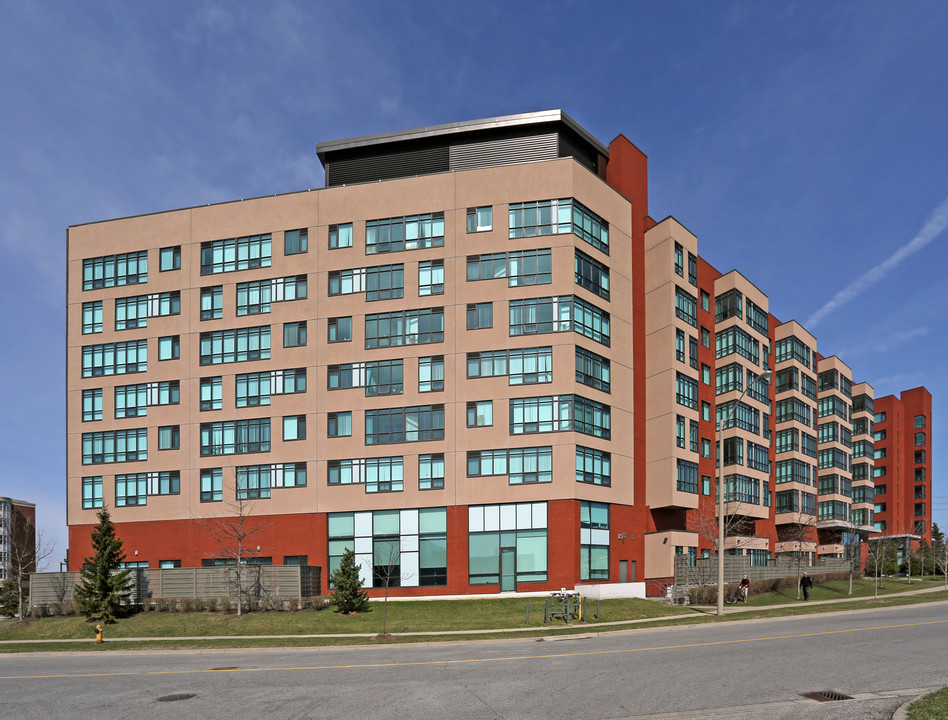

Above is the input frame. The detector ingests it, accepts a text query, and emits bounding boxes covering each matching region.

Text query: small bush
[205,598,218,612]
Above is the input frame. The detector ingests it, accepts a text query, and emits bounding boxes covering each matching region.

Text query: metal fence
[29,565,321,608]
[674,555,853,586]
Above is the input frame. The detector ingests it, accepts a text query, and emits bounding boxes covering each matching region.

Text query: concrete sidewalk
[1,585,944,645]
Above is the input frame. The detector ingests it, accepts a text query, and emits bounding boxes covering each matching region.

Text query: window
[419,454,445,490]
[366,264,405,300]
[83,251,147,290]
[328,360,403,396]
[328,316,352,343]
[914,414,926,429]
[674,242,683,276]
[82,301,102,334]
[284,228,308,255]
[702,401,711,422]
[160,245,181,271]
[366,212,445,254]
[467,206,492,232]
[114,291,180,330]
[576,446,610,486]
[575,346,610,392]
[237,275,307,315]
[200,327,269,364]
[82,477,103,509]
[718,400,760,434]
[745,300,768,336]
[200,234,271,275]
[675,287,698,327]
[915,450,926,464]
[466,302,492,329]
[158,335,180,361]
[469,503,548,585]
[574,249,610,299]
[468,447,553,484]
[467,401,493,427]
[687,253,697,286]
[329,223,353,249]
[715,325,759,364]
[82,340,148,377]
[690,419,699,453]
[677,459,699,493]
[467,347,552,385]
[701,326,711,348]
[675,415,685,449]
[115,474,147,506]
[236,465,272,500]
[676,372,698,409]
[328,457,404,493]
[201,286,223,320]
[82,428,147,464]
[508,295,610,346]
[365,405,445,444]
[509,395,610,439]
[722,474,760,505]
[580,501,609,580]
[676,329,685,363]
[283,415,306,441]
[817,395,849,421]
[235,368,306,407]
[201,468,223,502]
[157,425,180,450]
[200,418,271,455]
[328,411,352,438]
[418,356,444,392]
[700,290,710,311]
[467,249,552,287]
[701,364,711,385]
[914,432,926,446]
[82,389,102,421]
[509,198,609,253]
[200,376,222,410]
[284,321,307,347]
[365,308,444,348]
[418,260,444,296]
[114,380,179,418]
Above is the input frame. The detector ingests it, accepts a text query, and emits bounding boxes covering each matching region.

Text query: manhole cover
[157,693,196,702]
[801,690,853,703]
[211,666,238,671]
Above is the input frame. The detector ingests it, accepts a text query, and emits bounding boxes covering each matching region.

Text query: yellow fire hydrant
[95,624,103,643]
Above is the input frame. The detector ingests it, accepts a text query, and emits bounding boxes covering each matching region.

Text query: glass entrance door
[500,547,515,591]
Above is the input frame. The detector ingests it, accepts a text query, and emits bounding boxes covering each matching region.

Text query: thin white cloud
[806,194,948,327]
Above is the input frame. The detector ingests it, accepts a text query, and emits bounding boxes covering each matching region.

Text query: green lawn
[738,576,947,607]
[908,686,948,720]
[1,579,944,653]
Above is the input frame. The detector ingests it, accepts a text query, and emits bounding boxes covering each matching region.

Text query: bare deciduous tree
[776,516,814,600]
[7,517,54,621]
[197,493,271,617]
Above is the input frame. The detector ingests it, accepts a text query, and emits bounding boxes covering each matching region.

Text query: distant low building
[0,497,37,583]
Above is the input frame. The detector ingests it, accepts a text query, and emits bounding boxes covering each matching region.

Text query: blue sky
[1,1,945,564]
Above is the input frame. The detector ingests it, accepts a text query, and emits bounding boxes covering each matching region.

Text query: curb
[891,687,940,720]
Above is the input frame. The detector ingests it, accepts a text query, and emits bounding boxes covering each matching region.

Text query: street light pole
[716,368,771,616]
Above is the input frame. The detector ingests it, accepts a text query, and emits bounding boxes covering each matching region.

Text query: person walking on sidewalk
[800,572,813,601]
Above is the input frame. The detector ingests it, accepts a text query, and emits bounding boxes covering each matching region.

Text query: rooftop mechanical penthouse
[66,110,932,595]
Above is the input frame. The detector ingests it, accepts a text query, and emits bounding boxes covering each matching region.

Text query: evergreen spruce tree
[329,548,369,614]
[73,508,132,624]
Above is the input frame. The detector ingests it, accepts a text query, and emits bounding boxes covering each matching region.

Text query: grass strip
[907,686,948,720]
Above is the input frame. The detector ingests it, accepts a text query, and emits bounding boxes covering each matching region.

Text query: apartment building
[66,110,933,594]
[0,497,36,583]
[870,387,933,560]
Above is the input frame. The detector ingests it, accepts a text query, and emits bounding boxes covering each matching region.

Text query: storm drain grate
[157,693,196,703]
[801,690,854,703]
[211,666,239,671]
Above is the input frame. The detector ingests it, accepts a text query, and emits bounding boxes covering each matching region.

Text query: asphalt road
[1,602,945,720]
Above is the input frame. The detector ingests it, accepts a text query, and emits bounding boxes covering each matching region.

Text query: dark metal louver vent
[326,146,449,186]
[449,133,559,172]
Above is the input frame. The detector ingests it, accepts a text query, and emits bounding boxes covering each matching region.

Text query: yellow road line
[2,618,946,681]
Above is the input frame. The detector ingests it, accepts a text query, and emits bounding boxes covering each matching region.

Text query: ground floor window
[327,507,447,588]
[468,502,548,586]
[581,501,610,580]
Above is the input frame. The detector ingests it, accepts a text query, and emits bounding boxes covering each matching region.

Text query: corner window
[467,206,492,233]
